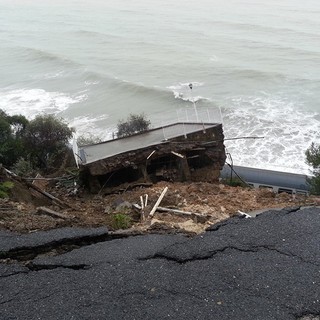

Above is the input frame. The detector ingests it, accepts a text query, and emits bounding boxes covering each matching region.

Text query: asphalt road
[1,207,320,320]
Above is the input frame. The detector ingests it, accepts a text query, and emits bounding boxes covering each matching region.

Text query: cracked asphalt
[1,207,320,320]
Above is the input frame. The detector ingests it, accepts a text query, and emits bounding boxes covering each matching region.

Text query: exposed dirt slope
[1,179,316,234]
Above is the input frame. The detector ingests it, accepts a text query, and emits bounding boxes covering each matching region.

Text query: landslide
[0,176,316,234]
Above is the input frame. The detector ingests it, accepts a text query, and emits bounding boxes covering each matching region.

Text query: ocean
[0,0,319,174]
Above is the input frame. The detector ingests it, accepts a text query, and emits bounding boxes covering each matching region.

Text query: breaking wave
[222,95,320,174]
[0,88,87,119]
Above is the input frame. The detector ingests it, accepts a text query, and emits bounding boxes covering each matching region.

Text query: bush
[77,133,102,146]
[12,158,35,177]
[0,181,14,198]
[111,213,132,230]
[24,114,74,169]
[222,177,247,188]
[306,142,320,195]
[0,110,77,174]
[0,109,29,167]
[116,113,151,138]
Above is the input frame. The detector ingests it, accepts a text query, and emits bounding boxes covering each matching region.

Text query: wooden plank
[171,151,184,158]
[147,150,156,159]
[149,187,168,217]
[26,182,70,209]
[140,196,144,210]
[157,206,209,218]
[36,207,72,220]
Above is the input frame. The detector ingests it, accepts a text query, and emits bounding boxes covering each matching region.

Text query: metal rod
[189,83,199,122]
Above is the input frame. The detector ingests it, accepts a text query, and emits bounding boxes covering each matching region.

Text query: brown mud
[1,178,315,235]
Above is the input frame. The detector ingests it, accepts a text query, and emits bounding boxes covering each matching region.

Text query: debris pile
[0,169,314,235]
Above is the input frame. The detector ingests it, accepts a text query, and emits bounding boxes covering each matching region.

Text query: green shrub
[0,109,74,172]
[111,213,132,230]
[306,142,320,195]
[222,177,247,188]
[0,181,14,198]
[24,114,74,169]
[77,133,102,146]
[116,113,151,138]
[12,158,34,177]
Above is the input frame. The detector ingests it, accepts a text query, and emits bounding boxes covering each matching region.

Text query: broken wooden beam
[147,150,156,160]
[26,182,70,209]
[156,206,209,218]
[36,207,72,220]
[140,196,144,210]
[171,151,184,158]
[149,187,168,217]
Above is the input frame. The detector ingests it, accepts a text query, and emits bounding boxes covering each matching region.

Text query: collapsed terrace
[76,122,226,192]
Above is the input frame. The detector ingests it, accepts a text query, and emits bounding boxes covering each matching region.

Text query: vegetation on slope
[0,109,74,174]
[306,142,320,195]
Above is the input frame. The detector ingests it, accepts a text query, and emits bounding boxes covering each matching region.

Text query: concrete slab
[80,122,218,164]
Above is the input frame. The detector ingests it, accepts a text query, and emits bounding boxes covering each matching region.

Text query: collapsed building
[76,122,226,193]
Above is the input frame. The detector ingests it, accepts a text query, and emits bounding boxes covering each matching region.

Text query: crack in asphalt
[0,230,150,262]
[0,270,29,279]
[251,245,320,268]
[282,206,301,214]
[0,297,17,305]
[140,246,259,264]
[0,263,91,279]
[0,291,23,305]
[26,262,91,271]
[142,244,319,267]
[29,292,58,304]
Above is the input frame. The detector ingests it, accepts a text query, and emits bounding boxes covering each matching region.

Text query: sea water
[0,0,319,174]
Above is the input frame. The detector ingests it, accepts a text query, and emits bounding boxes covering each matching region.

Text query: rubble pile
[0,177,314,234]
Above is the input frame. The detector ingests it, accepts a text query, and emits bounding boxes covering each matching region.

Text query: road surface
[1,207,320,319]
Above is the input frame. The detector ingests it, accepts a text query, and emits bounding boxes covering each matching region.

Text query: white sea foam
[70,114,115,141]
[222,95,320,175]
[167,82,204,91]
[168,82,205,102]
[172,92,204,102]
[0,88,87,119]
